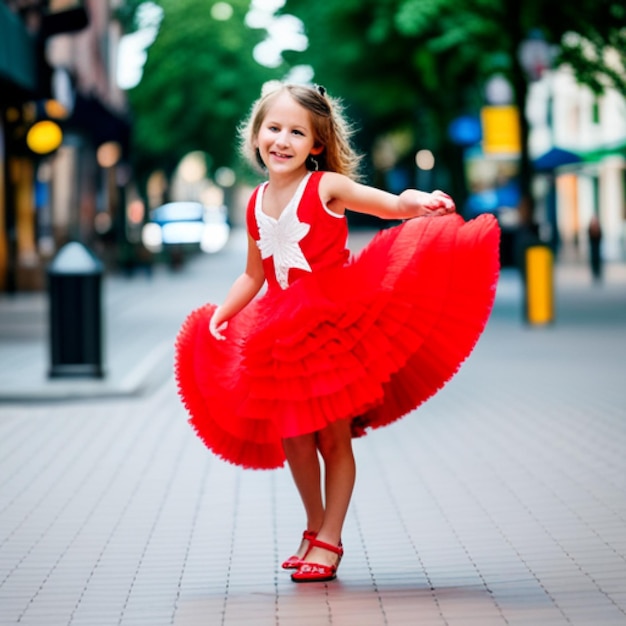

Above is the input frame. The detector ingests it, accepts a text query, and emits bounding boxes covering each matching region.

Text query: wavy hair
[239,82,362,180]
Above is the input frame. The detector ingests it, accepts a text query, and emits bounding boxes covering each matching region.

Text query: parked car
[142,202,230,260]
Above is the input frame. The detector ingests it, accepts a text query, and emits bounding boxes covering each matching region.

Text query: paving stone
[1,233,625,624]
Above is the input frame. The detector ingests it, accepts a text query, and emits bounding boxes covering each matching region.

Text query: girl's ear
[310,144,324,156]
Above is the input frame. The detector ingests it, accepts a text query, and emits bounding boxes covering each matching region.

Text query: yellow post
[525,245,554,325]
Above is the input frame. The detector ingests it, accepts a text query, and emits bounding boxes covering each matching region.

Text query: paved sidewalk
[0,230,625,625]
[0,231,249,401]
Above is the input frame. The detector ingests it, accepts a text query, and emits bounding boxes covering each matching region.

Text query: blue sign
[448,116,482,146]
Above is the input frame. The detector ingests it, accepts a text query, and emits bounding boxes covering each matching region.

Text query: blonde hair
[239,82,362,179]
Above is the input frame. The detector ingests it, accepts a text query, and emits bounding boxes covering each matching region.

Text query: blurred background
[1,6,625,623]
[1,0,625,288]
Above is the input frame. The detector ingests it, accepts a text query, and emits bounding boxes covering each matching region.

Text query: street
[1,228,625,626]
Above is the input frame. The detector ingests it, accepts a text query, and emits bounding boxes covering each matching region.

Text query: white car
[142,202,230,255]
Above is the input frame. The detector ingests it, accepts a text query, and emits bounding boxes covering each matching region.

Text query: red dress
[175,172,500,469]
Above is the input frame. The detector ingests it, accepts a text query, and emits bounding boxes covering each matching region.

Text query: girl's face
[255,91,318,176]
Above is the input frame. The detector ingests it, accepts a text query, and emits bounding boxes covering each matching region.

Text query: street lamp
[517,30,559,325]
[518,29,553,82]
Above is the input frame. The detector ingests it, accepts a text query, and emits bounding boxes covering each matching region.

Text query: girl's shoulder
[318,170,354,189]
[317,171,357,203]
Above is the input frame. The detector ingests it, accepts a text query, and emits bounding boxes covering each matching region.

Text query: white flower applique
[256,176,312,289]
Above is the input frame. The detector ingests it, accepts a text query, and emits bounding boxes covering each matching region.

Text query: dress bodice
[247,172,350,290]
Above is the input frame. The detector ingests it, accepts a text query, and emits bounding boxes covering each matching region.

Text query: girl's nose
[275,130,289,146]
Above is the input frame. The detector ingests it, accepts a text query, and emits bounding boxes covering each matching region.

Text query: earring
[308,155,319,171]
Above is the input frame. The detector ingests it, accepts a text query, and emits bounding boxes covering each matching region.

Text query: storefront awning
[533,147,581,172]
[0,4,37,94]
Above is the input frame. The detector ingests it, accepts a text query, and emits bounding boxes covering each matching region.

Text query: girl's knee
[317,421,353,460]
[283,432,316,456]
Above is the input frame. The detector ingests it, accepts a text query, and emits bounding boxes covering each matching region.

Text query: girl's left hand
[399,189,456,217]
[427,190,456,215]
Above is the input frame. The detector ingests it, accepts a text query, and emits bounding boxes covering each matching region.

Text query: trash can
[48,242,105,378]
[524,244,554,325]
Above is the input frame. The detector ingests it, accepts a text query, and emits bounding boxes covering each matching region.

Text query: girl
[175,82,500,583]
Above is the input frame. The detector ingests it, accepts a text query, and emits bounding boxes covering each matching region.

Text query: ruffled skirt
[175,213,500,469]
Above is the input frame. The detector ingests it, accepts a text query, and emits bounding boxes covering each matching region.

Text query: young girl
[175,82,500,583]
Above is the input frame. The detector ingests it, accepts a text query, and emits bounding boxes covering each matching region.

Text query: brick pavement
[0,230,625,625]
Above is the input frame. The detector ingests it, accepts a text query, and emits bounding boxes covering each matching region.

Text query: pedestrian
[588,215,602,281]
[175,82,500,583]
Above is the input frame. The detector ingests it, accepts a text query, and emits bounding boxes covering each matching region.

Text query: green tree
[282,0,626,221]
[398,0,626,222]
[123,0,279,186]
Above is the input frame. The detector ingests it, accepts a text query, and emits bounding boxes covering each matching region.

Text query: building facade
[0,0,130,292]
[528,66,626,262]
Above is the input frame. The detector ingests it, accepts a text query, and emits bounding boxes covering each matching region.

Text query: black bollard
[48,242,105,378]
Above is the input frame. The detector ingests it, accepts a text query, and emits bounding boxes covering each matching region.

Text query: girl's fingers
[432,190,455,212]
[209,317,228,341]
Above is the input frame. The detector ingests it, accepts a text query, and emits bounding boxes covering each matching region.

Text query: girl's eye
[293,130,304,136]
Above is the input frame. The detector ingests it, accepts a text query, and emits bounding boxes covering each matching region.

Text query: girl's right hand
[209,308,229,341]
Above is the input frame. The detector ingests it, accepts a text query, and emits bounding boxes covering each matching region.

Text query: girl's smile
[270,150,293,162]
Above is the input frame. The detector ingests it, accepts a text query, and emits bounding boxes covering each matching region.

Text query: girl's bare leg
[283,432,324,557]
[305,419,355,567]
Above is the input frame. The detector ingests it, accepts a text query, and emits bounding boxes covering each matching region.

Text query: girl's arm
[209,233,265,340]
[319,172,455,219]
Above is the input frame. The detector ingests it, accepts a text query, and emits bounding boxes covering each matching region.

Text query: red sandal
[281,530,318,570]
[290,537,344,583]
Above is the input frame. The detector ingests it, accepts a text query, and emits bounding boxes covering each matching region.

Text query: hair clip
[314,84,326,97]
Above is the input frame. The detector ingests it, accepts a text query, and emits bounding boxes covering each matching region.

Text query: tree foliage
[555,1,626,95]
[123,0,626,219]
[281,0,626,217]
[124,0,279,183]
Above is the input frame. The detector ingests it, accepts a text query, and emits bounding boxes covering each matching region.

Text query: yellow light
[26,121,63,154]
[178,151,207,182]
[44,99,69,119]
[97,141,121,168]
[415,149,435,170]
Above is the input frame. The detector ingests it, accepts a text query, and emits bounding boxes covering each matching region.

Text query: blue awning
[533,147,582,172]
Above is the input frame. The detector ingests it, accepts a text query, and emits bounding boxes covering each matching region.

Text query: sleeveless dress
[175,172,500,470]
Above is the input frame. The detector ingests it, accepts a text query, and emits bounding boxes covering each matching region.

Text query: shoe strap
[308,536,343,557]
[302,530,318,540]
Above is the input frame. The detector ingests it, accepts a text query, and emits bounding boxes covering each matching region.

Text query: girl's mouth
[271,151,291,160]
